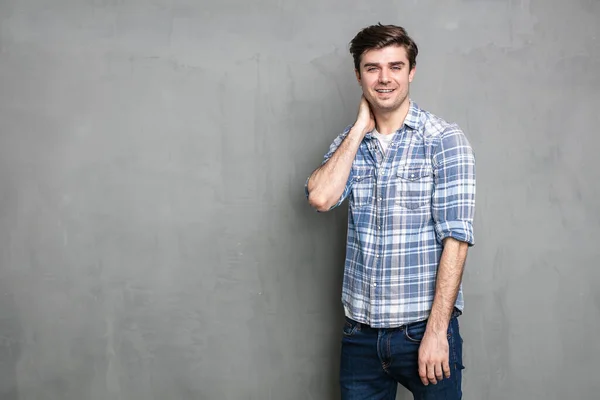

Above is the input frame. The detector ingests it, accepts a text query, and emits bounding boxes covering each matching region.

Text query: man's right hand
[306,96,374,212]
[354,95,375,136]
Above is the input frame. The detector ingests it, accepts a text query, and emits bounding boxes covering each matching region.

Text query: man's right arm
[306,96,375,212]
[305,96,375,212]
[306,125,368,212]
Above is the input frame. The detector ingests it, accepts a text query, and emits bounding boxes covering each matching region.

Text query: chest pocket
[396,164,433,210]
[350,167,375,209]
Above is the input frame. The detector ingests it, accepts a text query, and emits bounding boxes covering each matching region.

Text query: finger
[418,361,428,386]
[435,363,444,382]
[427,364,437,385]
[443,360,451,379]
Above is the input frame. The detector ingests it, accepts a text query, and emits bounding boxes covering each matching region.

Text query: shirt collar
[404,99,422,130]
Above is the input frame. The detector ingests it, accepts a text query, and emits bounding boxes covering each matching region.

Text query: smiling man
[305,24,476,399]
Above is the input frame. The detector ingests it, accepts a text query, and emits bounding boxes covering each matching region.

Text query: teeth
[377,89,394,93]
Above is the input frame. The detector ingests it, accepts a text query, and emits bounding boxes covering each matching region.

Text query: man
[304,24,476,399]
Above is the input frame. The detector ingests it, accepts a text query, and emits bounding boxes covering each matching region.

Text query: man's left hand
[418,330,450,386]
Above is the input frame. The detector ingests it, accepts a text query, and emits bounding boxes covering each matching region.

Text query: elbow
[307,191,332,212]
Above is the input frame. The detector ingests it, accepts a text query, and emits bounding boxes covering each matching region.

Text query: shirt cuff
[435,220,475,246]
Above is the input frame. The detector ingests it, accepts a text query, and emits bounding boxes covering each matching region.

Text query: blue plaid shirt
[306,100,476,328]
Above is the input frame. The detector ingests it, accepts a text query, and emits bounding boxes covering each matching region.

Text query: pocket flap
[353,167,375,182]
[397,165,431,181]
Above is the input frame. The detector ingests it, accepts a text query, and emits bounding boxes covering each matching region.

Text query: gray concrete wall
[0,0,598,399]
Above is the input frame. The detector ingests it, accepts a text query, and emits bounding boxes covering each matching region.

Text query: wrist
[426,309,450,335]
[425,323,447,337]
[350,124,370,138]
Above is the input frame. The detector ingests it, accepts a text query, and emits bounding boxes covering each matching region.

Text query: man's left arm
[418,125,476,386]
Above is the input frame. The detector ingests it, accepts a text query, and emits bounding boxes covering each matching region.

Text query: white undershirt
[372,130,395,155]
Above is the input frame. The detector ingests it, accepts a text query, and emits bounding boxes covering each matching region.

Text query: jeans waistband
[347,307,461,331]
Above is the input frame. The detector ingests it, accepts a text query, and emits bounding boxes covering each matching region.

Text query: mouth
[375,88,395,94]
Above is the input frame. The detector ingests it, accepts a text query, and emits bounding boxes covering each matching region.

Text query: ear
[408,66,416,83]
[355,69,361,85]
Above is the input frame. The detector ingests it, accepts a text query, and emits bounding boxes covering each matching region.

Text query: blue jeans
[339,310,465,400]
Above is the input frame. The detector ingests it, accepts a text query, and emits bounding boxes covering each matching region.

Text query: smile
[375,89,395,93]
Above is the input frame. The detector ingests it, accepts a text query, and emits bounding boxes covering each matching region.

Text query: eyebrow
[363,61,406,68]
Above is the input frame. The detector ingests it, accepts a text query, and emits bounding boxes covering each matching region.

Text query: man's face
[355,45,415,114]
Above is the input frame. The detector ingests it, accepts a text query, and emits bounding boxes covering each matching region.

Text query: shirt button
[411,173,415,178]
[373,283,377,287]
[378,226,381,229]
[378,197,382,201]
[380,170,385,175]
[376,254,380,258]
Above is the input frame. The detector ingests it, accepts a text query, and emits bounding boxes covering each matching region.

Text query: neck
[374,98,411,135]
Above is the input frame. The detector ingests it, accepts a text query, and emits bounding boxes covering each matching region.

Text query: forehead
[360,45,409,66]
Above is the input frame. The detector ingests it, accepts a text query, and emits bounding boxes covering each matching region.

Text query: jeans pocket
[404,320,427,343]
[404,320,453,343]
[342,318,360,337]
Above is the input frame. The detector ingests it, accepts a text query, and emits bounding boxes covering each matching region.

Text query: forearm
[425,237,469,335]
[307,126,365,211]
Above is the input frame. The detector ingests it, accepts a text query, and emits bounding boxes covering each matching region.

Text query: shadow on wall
[330,206,351,400]
[0,279,22,400]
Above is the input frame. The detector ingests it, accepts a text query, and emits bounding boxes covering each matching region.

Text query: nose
[379,69,390,84]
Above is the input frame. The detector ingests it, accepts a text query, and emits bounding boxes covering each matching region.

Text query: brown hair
[349,24,418,73]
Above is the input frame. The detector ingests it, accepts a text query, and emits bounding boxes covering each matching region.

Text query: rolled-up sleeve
[304,127,354,211]
[431,125,476,246]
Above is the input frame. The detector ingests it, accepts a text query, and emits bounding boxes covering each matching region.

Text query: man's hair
[349,23,418,72]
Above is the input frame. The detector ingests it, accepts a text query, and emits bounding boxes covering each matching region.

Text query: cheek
[364,79,377,88]
[361,74,378,86]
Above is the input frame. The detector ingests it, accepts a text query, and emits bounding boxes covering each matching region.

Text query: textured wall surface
[0,0,598,399]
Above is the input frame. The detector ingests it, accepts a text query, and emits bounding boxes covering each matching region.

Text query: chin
[374,99,404,112]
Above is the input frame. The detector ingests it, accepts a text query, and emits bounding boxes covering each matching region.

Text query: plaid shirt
[306,100,476,328]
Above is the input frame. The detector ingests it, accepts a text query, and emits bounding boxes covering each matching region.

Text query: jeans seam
[450,325,457,372]
[450,318,464,372]
[450,319,463,397]
[384,333,392,372]
[378,332,391,373]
